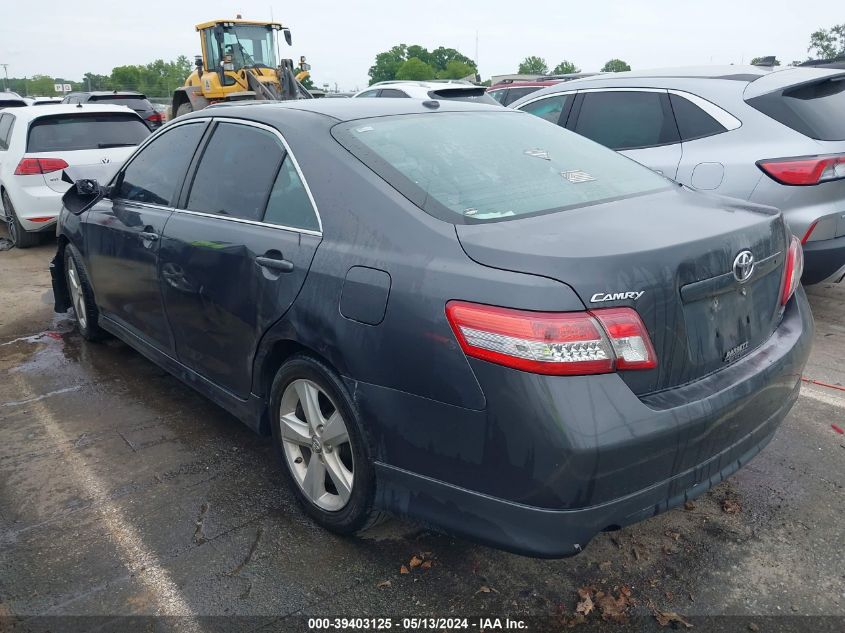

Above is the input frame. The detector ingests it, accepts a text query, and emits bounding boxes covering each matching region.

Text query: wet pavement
[1,239,844,632]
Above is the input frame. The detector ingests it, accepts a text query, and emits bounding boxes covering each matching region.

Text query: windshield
[27,113,150,152]
[207,24,278,70]
[333,111,669,223]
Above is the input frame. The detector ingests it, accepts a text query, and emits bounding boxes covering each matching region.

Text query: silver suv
[510,65,845,284]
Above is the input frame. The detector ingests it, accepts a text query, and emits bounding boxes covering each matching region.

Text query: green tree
[27,75,58,96]
[437,59,477,80]
[518,56,548,74]
[368,44,408,84]
[430,47,476,72]
[601,59,631,72]
[808,24,845,59]
[553,60,581,74]
[750,57,781,66]
[395,57,436,81]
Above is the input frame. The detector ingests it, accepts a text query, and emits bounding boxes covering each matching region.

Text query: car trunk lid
[456,187,789,395]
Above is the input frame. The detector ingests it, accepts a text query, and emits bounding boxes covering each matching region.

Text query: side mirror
[62,179,107,215]
[283,28,292,46]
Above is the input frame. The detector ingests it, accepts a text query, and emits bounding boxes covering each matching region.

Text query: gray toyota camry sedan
[51,99,813,557]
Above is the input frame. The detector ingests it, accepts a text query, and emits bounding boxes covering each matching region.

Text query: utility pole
[0,64,9,92]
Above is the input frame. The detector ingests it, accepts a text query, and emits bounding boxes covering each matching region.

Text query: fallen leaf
[654,610,693,628]
[475,585,498,595]
[662,544,679,556]
[598,560,612,571]
[722,498,741,514]
[377,580,391,588]
[575,593,594,616]
[594,588,632,622]
[420,560,433,570]
[665,530,681,541]
[683,500,696,511]
[399,565,410,574]
[409,555,423,568]
[748,623,759,632]
[620,586,632,598]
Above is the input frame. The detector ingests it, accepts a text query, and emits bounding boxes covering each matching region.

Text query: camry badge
[732,250,754,283]
[590,291,645,302]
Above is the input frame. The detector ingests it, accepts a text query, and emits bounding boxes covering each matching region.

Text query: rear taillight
[14,158,69,175]
[801,220,819,244]
[757,154,845,186]
[445,301,656,376]
[780,235,804,306]
[146,112,163,124]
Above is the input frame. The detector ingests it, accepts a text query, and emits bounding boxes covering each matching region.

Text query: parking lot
[0,236,843,631]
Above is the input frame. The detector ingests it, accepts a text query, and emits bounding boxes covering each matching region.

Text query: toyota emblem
[732,250,755,283]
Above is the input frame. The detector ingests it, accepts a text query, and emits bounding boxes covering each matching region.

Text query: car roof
[4,103,144,122]
[188,97,507,123]
[74,91,147,98]
[369,80,474,88]
[490,80,564,89]
[508,64,845,106]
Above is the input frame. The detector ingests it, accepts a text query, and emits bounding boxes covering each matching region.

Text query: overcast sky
[1,1,840,90]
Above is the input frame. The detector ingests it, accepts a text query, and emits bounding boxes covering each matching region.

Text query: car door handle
[256,255,294,273]
[140,231,159,241]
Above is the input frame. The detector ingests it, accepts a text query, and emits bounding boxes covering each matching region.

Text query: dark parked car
[51,99,812,557]
[62,91,163,129]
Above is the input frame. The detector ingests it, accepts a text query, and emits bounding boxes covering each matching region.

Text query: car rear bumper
[7,184,62,230]
[802,234,845,284]
[361,289,813,557]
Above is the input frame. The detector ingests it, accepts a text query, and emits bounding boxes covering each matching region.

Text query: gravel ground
[0,236,843,632]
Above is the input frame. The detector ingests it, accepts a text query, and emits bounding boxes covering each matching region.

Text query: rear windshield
[0,100,27,108]
[27,113,151,152]
[88,95,151,110]
[333,111,669,223]
[747,75,845,141]
[427,88,500,105]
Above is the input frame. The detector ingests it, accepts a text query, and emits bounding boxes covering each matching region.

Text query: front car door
[158,119,322,399]
[568,89,683,179]
[84,119,208,354]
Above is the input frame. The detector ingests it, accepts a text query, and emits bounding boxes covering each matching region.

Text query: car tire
[269,354,385,534]
[1,190,39,249]
[175,102,193,118]
[64,245,103,341]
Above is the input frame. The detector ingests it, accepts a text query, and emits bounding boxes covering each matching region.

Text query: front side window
[333,111,669,224]
[574,91,680,150]
[263,156,320,231]
[488,89,507,104]
[519,94,572,124]
[669,94,727,141]
[27,113,151,153]
[186,123,284,221]
[116,122,205,205]
[505,86,541,105]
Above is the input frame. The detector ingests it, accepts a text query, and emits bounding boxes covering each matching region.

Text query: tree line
[3,57,192,98]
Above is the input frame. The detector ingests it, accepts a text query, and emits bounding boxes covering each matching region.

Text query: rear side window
[263,157,320,231]
[357,89,379,98]
[334,111,669,224]
[504,86,541,105]
[519,94,572,124]
[747,75,845,141]
[0,114,13,150]
[186,123,283,221]
[378,89,409,98]
[0,99,27,108]
[88,95,152,110]
[116,122,205,205]
[669,94,727,141]
[27,113,150,152]
[574,91,680,150]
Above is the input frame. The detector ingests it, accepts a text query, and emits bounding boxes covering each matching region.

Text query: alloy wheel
[66,257,88,329]
[279,379,354,511]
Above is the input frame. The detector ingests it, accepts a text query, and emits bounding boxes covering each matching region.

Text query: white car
[0,104,150,247]
[352,80,500,105]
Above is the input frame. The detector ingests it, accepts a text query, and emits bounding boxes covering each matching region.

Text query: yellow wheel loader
[172,18,312,118]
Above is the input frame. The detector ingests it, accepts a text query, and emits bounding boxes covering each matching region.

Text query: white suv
[353,81,500,105]
[0,104,150,247]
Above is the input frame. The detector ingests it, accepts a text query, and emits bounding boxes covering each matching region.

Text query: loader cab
[199,21,288,74]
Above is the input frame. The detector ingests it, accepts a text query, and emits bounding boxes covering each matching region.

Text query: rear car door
[158,119,322,398]
[84,120,208,354]
[568,89,682,178]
